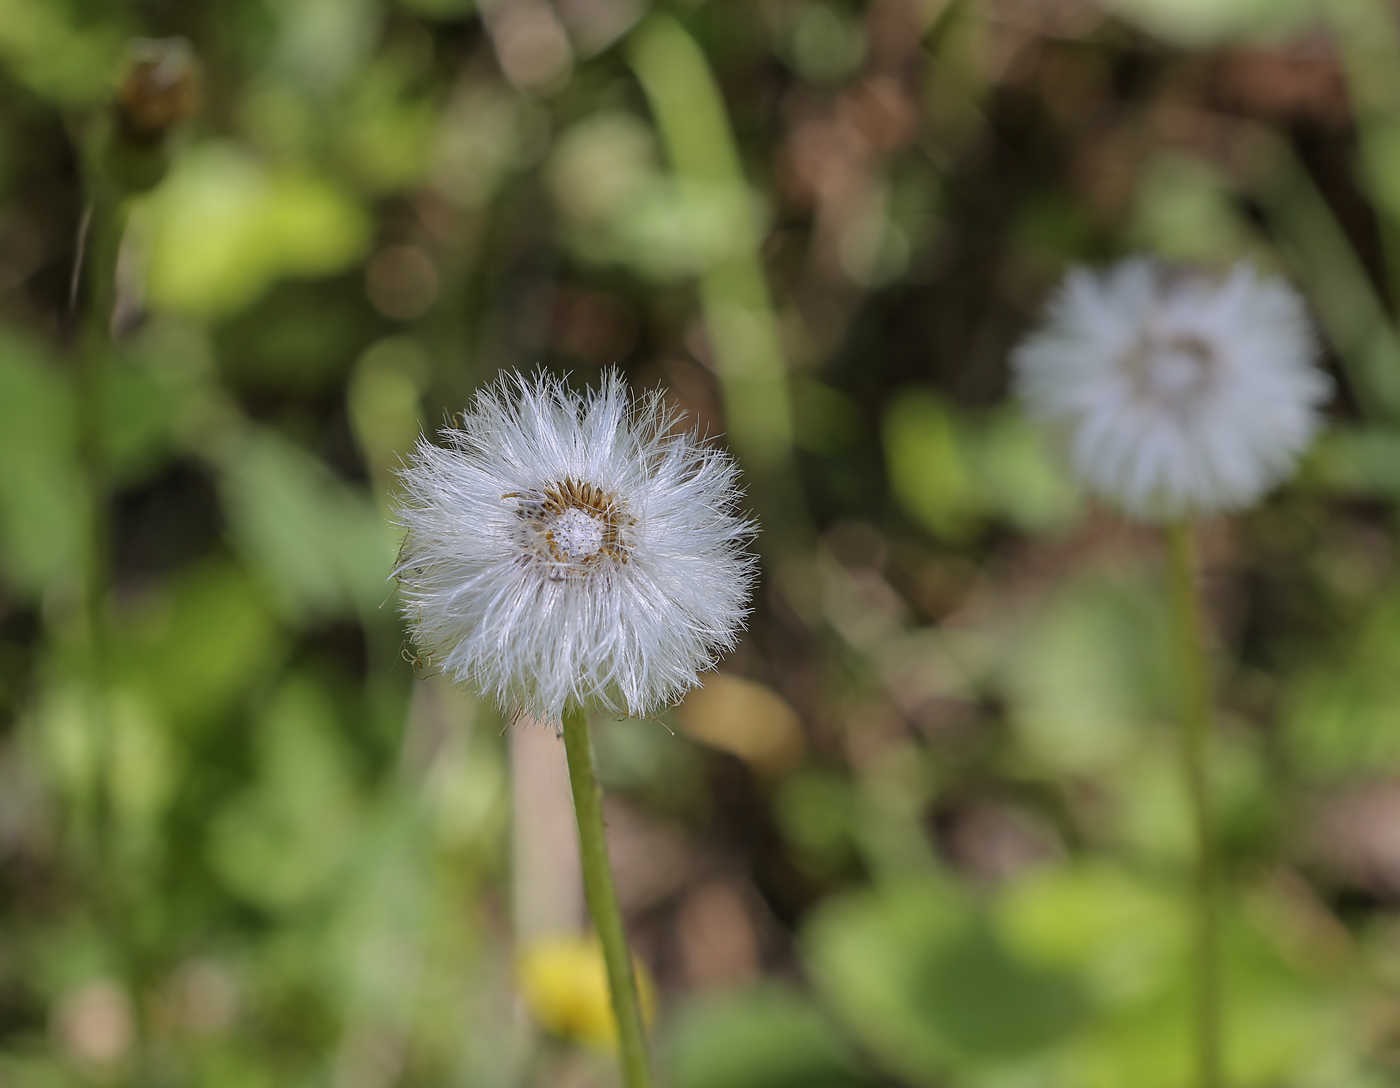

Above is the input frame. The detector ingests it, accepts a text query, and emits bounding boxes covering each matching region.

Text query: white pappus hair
[394,369,758,721]
[1012,257,1331,521]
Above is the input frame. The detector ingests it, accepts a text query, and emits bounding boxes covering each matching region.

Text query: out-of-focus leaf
[216,426,393,622]
[1129,154,1255,262]
[338,57,436,193]
[666,984,873,1088]
[114,560,284,732]
[206,677,360,912]
[773,769,858,875]
[549,112,658,225]
[1108,732,1273,865]
[1308,425,1400,497]
[884,390,1078,540]
[269,0,376,92]
[0,330,83,595]
[327,803,432,1021]
[26,682,177,857]
[433,83,541,209]
[883,390,974,539]
[549,111,763,281]
[1097,0,1315,47]
[140,143,370,317]
[803,880,1088,1084]
[975,412,1080,533]
[0,0,124,105]
[1283,591,1400,776]
[784,4,867,84]
[999,863,1354,1088]
[348,336,428,482]
[104,351,182,485]
[997,863,1184,1006]
[1004,573,1168,775]
[793,377,859,456]
[107,688,179,847]
[593,716,704,814]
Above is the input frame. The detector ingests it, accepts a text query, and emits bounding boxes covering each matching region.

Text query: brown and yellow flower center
[509,477,633,573]
[1124,332,1217,412]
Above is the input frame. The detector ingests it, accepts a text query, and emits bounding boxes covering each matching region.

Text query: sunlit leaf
[206,677,360,911]
[804,880,1088,1084]
[667,984,873,1088]
[216,426,393,622]
[140,143,370,317]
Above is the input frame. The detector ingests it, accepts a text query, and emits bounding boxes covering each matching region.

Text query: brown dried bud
[114,37,201,145]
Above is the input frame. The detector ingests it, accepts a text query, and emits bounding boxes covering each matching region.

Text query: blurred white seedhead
[395,369,757,721]
[1013,257,1330,520]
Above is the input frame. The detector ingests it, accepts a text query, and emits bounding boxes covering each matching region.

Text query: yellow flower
[517,934,656,1050]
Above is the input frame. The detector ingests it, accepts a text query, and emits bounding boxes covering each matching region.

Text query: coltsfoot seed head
[394,369,758,721]
[1012,258,1331,521]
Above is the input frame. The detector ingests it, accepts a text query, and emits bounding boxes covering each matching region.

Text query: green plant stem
[628,15,810,557]
[75,186,127,865]
[560,706,652,1088]
[1166,520,1222,1088]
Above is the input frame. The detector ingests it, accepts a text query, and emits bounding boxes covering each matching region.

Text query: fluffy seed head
[1012,258,1330,520]
[394,369,757,721]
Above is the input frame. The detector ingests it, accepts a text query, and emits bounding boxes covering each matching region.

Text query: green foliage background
[1,0,1399,1085]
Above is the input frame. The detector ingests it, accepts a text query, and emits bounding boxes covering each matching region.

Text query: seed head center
[510,476,634,576]
[550,506,606,561]
[1125,332,1217,411]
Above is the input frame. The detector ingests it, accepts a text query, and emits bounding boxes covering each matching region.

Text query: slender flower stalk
[74,37,198,863]
[73,185,125,867]
[396,369,756,1084]
[561,705,651,1088]
[1014,257,1330,1088]
[1167,521,1221,1088]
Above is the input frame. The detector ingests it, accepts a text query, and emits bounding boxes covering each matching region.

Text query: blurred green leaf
[773,768,858,875]
[338,58,437,193]
[804,880,1088,1084]
[1004,572,1168,776]
[1098,0,1315,46]
[1129,155,1255,262]
[793,378,860,456]
[115,560,284,732]
[1283,590,1400,776]
[784,4,867,85]
[997,863,1185,1006]
[666,984,873,1088]
[885,390,1078,540]
[104,350,182,485]
[217,426,393,622]
[327,803,433,1021]
[0,0,125,105]
[976,411,1080,533]
[269,0,376,92]
[140,144,370,317]
[434,82,543,209]
[998,864,1354,1088]
[0,329,83,595]
[549,109,763,281]
[884,389,975,539]
[207,677,360,912]
[594,716,705,813]
[1309,425,1400,497]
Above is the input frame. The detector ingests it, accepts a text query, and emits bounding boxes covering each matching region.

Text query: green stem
[1166,521,1222,1088]
[560,706,652,1088]
[628,15,810,557]
[75,185,127,868]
